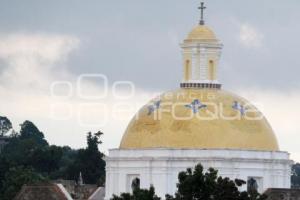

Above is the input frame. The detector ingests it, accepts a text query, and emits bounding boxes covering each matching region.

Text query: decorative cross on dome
[185,99,207,114]
[232,101,248,116]
[147,100,161,115]
[198,2,206,25]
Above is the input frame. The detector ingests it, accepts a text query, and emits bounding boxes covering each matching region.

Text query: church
[105,3,292,199]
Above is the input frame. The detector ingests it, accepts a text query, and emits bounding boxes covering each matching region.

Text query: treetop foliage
[0,116,12,136]
[292,163,300,188]
[112,164,267,200]
[0,116,106,199]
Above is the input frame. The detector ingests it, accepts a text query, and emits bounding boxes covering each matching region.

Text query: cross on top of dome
[198,2,206,25]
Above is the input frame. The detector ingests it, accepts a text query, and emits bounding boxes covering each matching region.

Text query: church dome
[185,25,218,42]
[120,89,279,151]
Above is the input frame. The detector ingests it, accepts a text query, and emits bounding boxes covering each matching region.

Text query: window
[131,177,140,191]
[127,174,140,193]
[184,60,191,81]
[247,177,263,193]
[208,60,215,80]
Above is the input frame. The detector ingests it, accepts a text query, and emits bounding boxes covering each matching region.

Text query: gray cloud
[0,0,299,91]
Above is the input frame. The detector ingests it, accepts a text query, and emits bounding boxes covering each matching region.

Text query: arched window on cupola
[184,60,191,81]
[208,60,215,81]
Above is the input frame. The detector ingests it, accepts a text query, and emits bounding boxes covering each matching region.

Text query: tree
[109,163,268,200]
[0,121,52,199]
[83,131,106,184]
[111,185,161,200]
[29,145,64,175]
[65,131,106,185]
[0,116,12,136]
[1,121,49,169]
[0,119,107,198]
[0,166,46,200]
[19,120,48,146]
[166,163,267,200]
[47,146,78,179]
[0,121,53,189]
[292,163,300,188]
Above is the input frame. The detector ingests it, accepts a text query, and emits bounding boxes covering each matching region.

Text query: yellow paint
[209,60,216,80]
[185,25,218,43]
[120,89,279,151]
[184,60,191,81]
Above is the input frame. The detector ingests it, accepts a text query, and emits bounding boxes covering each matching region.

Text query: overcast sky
[0,0,300,161]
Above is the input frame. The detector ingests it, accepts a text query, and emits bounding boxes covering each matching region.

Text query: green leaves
[0,117,106,199]
[110,163,267,200]
[19,121,48,146]
[166,163,267,200]
[111,185,161,200]
[292,163,300,188]
[0,166,46,200]
[0,116,12,136]
[64,131,106,185]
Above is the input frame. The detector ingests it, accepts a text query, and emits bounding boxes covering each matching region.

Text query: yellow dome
[185,25,218,42]
[120,89,279,151]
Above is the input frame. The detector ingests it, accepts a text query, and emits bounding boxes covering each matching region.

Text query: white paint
[105,148,292,200]
[181,42,223,84]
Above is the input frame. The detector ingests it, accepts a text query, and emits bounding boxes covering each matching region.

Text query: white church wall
[105,149,292,200]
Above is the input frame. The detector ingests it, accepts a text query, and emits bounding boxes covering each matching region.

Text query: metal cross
[198,2,206,25]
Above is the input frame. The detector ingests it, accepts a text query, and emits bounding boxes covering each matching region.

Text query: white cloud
[0,33,78,62]
[0,33,79,90]
[238,24,264,48]
[0,32,159,151]
[0,33,82,145]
